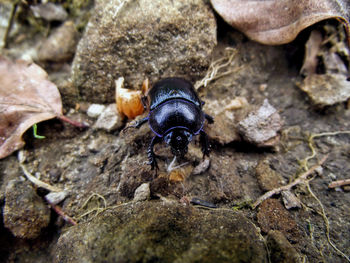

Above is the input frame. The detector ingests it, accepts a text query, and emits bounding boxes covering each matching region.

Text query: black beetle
[128,77,213,170]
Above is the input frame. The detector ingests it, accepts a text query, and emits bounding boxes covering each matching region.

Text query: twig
[3,3,18,49]
[49,203,77,226]
[58,115,89,128]
[20,164,62,192]
[252,155,328,209]
[328,178,350,188]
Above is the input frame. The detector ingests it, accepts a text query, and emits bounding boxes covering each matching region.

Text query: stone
[3,179,51,239]
[257,199,300,242]
[94,104,123,132]
[133,183,150,202]
[299,73,350,107]
[204,97,249,144]
[38,21,79,62]
[45,191,68,205]
[30,3,68,22]
[238,99,282,146]
[255,159,284,191]
[281,190,301,210]
[87,104,106,118]
[267,230,301,263]
[72,0,217,103]
[53,201,268,262]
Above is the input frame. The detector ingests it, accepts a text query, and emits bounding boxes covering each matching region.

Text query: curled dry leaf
[211,0,350,45]
[0,56,63,159]
[115,77,144,119]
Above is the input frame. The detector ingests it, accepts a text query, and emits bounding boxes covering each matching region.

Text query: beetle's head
[164,129,193,157]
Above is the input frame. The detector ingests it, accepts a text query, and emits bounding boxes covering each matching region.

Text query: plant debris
[211,0,350,45]
[0,56,63,159]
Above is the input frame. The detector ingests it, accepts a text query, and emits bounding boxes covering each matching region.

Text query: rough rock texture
[93,104,123,131]
[54,201,268,263]
[238,99,282,146]
[72,0,217,103]
[38,21,79,62]
[3,179,51,239]
[257,199,300,242]
[267,230,301,263]
[299,73,350,107]
[255,158,284,191]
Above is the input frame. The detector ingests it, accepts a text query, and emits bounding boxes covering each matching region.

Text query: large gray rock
[54,201,268,263]
[72,0,217,103]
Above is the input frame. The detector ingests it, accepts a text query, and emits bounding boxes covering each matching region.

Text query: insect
[127,77,214,170]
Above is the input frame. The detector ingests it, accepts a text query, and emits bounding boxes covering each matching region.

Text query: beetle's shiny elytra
[128,77,213,170]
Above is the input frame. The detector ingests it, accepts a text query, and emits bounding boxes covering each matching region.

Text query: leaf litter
[0,56,64,159]
[211,0,350,45]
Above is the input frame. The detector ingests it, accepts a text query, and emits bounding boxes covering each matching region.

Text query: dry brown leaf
[0,56,63,159]
[211,0,350,45]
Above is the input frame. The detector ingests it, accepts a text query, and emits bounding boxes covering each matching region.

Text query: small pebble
[87,104,106,118]
[238,99,282,146]
[133,183,150,202]
[45,191,68,205]
[192,158,210,175]
[31,3,68,22]
[281,190,301,209]
[94,104,123,132]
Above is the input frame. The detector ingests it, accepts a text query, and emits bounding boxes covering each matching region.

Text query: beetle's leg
[123,116,148,132]
[199,130,210,157]
[141,96,148,110]
[147,136,161,170]
[204,113,214,124]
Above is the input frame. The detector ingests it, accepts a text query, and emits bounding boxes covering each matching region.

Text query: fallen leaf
[211,0,350,45]
[0,56,63,159]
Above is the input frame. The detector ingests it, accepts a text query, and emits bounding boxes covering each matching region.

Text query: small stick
[49,203,77,226]
[58,115,89,128]
[328,179,350,189]
[3,3,18,49]
[20,164,62,192]
[252,155,328,209]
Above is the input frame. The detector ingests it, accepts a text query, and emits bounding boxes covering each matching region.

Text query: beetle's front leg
[199,130,210,157]
[123,116,148,132]
[204,113,214,124]
[147,136,161,170]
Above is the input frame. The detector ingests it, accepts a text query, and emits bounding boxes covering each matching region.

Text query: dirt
[1,4,350,263]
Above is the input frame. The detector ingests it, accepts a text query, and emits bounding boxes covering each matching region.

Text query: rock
[133,183,150,202]
[238,99,282,147]
[192,158,210,175]
[94,104,123,132]
[3,179,51,239]
[72,0,217,103]
[53,201,268,262]
[204,97,249,144]
[87,104,106,118]
[281,190,301,210]
[299,73,350,107]
[38,21,79,62]
[30,3,68,22]
[257,199,300,242]
[267,230,301,263]
[45,191,68,205]
[255,159,284,191]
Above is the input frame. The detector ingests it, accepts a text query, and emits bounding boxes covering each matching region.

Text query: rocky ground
[1,1,350,262]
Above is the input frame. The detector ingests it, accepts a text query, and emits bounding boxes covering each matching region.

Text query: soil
[1,5,350,263]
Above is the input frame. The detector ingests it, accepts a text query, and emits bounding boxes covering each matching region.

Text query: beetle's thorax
[148,99,204,137]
